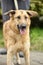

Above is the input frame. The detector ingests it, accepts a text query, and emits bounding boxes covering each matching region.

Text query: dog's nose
[21,24,26,29]
[17,24,26,30]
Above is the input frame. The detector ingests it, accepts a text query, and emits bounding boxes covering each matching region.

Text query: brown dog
[3,10,38,65]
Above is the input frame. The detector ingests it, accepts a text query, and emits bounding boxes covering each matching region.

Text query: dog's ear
[26,10,39,18]
[4,10,15,17]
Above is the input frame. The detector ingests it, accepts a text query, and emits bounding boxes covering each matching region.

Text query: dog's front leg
[7,45,17,65]
[24,43,30,65]
[7,42,21,65]
[7,48,14,65]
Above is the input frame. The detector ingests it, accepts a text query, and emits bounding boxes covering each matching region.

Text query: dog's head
[4,10,38,35]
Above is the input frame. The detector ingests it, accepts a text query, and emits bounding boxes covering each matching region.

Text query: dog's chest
[15,33,28,43]
[8,28,28,44]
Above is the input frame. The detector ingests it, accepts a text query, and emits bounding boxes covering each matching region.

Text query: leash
[14,0,18,10]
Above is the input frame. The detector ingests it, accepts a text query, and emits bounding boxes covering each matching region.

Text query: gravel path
[0,51,43,65]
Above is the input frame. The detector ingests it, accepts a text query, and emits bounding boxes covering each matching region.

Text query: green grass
[0,27,43,51]
[0,28,4,47]
[30,27,43,51]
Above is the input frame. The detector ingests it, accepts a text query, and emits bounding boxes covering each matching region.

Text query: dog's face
[12,10,31,35]
[4,10,38,35]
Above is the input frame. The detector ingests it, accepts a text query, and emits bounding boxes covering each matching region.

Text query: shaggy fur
[3,10,38,65]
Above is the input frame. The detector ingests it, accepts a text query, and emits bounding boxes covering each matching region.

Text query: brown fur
[3,10,38,65]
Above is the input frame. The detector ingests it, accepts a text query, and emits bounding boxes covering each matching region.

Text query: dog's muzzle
[17,24,26,30]
[17,24,26,35]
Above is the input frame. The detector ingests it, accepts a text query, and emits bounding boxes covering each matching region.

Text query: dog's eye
[17,16,21,19]
[25,16,28,19]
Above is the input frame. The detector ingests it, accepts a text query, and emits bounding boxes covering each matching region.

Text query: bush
[30,0,43,16]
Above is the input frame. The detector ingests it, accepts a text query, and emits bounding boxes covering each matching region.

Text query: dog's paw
[17,60,21,65]
[16,63,21,65]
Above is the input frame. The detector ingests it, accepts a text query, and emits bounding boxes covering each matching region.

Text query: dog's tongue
[20,29,26,35]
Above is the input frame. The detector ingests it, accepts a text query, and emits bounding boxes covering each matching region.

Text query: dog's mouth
[17,24,26,35]
[20,28,26,35]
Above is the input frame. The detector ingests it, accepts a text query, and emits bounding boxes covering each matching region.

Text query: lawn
[30,27,43,51]
[0,27,43,51]
[0,28,4,47]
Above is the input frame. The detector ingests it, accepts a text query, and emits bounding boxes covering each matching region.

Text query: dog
[3,10,38,65]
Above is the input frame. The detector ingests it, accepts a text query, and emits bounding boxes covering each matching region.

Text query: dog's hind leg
[16,52,21,65]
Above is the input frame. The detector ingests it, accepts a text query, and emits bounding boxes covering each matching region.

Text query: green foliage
[0,8,2,22]
[0,28,4,48]
[30,0,43,16]
[30,27,43,51]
